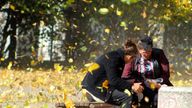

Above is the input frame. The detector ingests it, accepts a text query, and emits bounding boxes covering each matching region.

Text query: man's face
[139,49,152,59]
[124,55,134,63]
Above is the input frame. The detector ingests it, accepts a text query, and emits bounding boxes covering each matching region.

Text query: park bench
[158,86,192,108]
[55,102,119,108]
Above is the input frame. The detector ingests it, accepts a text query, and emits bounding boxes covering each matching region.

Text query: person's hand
[131,83,144,93]
[154,82,161,89]
[147,79,161,90]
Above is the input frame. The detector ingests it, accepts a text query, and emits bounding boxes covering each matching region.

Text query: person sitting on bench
[122,36,173,108]
[82,39,140,108]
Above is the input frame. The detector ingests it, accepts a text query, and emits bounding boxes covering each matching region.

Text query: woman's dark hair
[137,36,153,50]
[123,39,138,56]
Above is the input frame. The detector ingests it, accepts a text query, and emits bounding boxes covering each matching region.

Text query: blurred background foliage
[0,0,191,75]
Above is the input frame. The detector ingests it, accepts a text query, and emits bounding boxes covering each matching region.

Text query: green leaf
[80,46,87,52]
[120,21,126,27]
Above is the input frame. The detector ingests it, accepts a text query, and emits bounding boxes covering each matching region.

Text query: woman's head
[123,39,138,63]
[137,36,153,59]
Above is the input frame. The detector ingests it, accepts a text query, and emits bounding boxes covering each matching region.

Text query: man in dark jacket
[82,40,141,108]
[122,36,173,108]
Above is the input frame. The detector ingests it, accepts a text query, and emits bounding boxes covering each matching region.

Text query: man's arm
[158,50,173,86]
[104,59,133,90]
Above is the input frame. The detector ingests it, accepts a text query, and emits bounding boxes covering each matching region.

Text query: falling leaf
[124,89,132,96]
[21,10,25,14]
[7,62,13,70]
[120,21,126,27]
[82,0,92,3]
[149,82,156,90]
[102,80,109,89]
[84,63,93,67]
[32,22,37,26]
[97,87,104,92]
[82,89,87,97]
[31,60,37,66]
[10,4,15,10]
[80,46,87,52]
[0,57,5,61]
[116,9,122,16]
[153,37,158,43]
[64,99,75,108]
[176,72,182,76]
[88,63,100,73]
[110,4,114,8]
[54,63,63,72]
[144,96,149,103]
[141,9,147,18]
[38,55,43,62]
[68,58,73,63]
[104,28,110,34]
[98,8,109,15]
[73,24,78,28]
[50,85,55,92]
[40,20,45,27]
[121,103,126,108]
[134,26,140,31]
[153,3,158,8]
[94,7,97,11]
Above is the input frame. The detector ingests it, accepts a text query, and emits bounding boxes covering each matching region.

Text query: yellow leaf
[124,89,132,96]
[144,96,149,103]
[50,85,55,92]
[116,9,122,16]
[0,57,5,61]
[64,99,75,108]
[82,0,92,3]
[32,23,37,26]
[88,63,100,73]
[38,55,43,62]
[149,82,156,90]
[68,58,73,63]
[134,26,140,31]
[21,10,25,14]
[104,28,110,34]
[120,21,126,27]
[153,3,158,8]
[82,89,87,98]
[7,62,12,70]
[94,7,97,11]
[63,89,68,101]
[110,4,114,8]
[84,63,93,67]
[30,60,37,66]
[10,4,15,10]
[98,8,109,15]
[54,63,63,72]
[176,72,182,76]
[153,37,158,43]
[141,7,147,18]
[40,20,45,27]
[102,80,109,89]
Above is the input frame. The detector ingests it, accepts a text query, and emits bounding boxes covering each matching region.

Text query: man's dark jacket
[82,48,132,102]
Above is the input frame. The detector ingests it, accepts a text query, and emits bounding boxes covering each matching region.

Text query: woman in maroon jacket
[122,36,173,108]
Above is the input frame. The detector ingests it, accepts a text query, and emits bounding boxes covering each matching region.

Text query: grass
[0,67,191,107]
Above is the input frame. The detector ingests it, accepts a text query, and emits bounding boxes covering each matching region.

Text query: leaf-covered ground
[0,67,191,107]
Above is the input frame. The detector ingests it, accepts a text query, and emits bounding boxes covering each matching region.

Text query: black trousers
[107,89,132,108]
